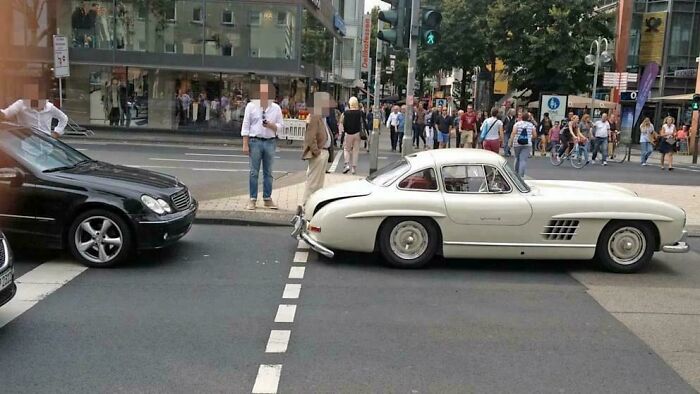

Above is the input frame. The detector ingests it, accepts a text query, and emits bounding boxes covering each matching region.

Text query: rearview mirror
[0,167,24,187]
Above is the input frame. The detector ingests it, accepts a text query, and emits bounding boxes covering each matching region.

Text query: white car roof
[406,149,507,169]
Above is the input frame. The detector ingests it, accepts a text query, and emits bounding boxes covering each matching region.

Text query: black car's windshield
[502,161,530,193]
[367,158,410,186]
[0,127,91,172]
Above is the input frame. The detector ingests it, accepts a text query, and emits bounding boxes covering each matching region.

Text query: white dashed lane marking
[328,150,342,172]
[282,284,301,299]
[293,251,308,263]
[251,364,282,393]
[265,330,291,353]
[274,305,297,323]
[288,267,305,279]
[297,240,309,250]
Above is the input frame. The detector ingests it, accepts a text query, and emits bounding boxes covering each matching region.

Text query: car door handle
[480,217,501,221]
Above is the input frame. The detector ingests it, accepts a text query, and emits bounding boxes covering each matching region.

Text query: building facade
[1,0,345,132]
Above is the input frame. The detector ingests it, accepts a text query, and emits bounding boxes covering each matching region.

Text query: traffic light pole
[401,0,420,157]
[370,36,383,174]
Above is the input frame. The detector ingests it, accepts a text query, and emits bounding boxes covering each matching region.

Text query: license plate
[0,268,12,291]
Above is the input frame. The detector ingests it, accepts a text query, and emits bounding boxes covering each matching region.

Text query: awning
[647,93,694,102]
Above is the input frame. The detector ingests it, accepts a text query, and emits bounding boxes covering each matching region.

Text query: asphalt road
[2,225,697,393]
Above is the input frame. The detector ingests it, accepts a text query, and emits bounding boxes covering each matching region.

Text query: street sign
[53,35,70,78]
[540,94,568,124]
[360,15,371,72]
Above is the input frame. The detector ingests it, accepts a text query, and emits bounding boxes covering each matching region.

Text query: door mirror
[0,168,24,187]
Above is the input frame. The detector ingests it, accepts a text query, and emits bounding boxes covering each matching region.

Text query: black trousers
[109,107,120,126]
[390,126,397,151]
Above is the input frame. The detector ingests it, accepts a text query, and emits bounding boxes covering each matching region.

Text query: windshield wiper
[43,159,95,173]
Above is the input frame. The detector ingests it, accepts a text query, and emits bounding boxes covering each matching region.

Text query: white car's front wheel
[596,221,655,273]
[379,218,439,269]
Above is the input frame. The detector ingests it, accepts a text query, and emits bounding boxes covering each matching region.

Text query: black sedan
[0,123,197,267]
[0,230,15,307]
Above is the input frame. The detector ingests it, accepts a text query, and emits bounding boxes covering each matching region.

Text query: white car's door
[440,164,533,226]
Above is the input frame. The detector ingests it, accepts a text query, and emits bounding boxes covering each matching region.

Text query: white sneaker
[602,161,608,166]
[642,162,647,166]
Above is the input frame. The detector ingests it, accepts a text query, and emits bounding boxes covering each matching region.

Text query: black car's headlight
[141,195,173,215]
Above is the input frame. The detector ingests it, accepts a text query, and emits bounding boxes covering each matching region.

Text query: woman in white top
[658,116,677,171]
[511,112,538,177]
[638,117,655,166]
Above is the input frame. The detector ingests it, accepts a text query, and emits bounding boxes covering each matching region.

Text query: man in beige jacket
[302,92,332,205]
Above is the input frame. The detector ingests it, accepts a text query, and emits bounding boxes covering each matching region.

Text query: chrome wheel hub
[389,221,429,260]
[607,226,646,265]
[75,216,123,264]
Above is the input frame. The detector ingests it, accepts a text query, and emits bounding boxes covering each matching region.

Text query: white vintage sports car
[292,149,689,273]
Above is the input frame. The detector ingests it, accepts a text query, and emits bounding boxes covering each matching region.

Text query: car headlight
[141,195,170,215]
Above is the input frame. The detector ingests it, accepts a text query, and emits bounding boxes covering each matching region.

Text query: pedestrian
[386,105,400,152]
[396,105,406,153]
[658,116,678,171]
[104,77,125,126]
[608,114,620,159]
[436,107,453,149]
[573,117,590,164]
[453,109,462,147]
[549,121,561,153]
[479,107,504,154]
[459,105,478,149]
[678,124,689,154]
[502,108,516,156]
[0,84,68,139]
[538,113,552,156]
[241,80,284,210]
[579,114,594,157]
[414,102,426,149]
[424,107,435,150]
[302,92,332,204]
[431,106,441,149]
[591,112,611,166]
[512,112,537,177]
[341,97,363,174]
[639,117,655,166]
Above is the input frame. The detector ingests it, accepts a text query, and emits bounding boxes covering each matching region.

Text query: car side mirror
[0,167,24,187]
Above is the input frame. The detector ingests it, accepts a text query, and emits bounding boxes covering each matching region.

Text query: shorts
[437,132,450,144]
[460,130,474,145]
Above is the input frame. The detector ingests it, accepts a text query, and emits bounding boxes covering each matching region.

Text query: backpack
[517,125,529,145]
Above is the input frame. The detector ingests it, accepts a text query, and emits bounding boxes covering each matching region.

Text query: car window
[484,166,512,193]
[398,168,438,191]
[501,162,530,192]
[442,165,489,193]
[367,159,410,187]
[0,128,89,172]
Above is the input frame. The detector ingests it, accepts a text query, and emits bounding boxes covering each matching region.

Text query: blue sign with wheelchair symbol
[547,97,561,110]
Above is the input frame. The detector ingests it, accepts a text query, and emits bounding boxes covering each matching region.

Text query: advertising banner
[639,12,666,64]
[540,94,568,124]
[361,15,371,72]
[634,62,660,125]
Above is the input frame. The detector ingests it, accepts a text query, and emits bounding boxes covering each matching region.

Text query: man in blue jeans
[241,81,285,210]
[591,113,611,166]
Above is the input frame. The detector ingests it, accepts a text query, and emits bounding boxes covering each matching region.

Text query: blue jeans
[592,137,608,162]
[514,145,530,177]
[249,138,276,200]
[640,142,653,164]
[503,132,512,156]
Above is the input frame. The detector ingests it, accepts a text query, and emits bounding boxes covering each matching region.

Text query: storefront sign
[361,15,372,72]
[674,69,697,79]
[634,62,660,124]
[53,35,70,78]
[539,94,568,124]
[639,12,666,64]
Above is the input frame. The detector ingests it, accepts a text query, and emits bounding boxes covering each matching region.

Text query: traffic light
[378,0,409,49]
[420,9,442,46]
[692,93,700,111]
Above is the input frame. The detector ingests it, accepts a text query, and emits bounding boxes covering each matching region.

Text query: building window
[165,42,176,53]
[222,10,234,25]
[222,44,233,56]
[249,11,261,26]
[277,12,288,27]
[192,6,202,23]
[165,3,176,22]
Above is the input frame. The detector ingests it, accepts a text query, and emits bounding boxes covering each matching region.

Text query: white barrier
[279,119,307,141]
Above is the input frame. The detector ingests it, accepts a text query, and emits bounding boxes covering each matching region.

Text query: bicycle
[550,142,589,169]
[611,140,630,163]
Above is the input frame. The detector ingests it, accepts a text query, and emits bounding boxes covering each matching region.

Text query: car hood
[305,179,374,214]
[50,161,182,195]
[527,180,637,198]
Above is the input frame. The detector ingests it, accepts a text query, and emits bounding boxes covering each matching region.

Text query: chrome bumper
[290,211,335,258]
[662,230,690,254]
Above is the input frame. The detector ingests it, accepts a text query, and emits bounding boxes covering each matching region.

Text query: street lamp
[585,37,612,117]
[472,66,481,109]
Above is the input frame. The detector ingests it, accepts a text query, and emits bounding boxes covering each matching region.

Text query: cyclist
[556,116,578,159]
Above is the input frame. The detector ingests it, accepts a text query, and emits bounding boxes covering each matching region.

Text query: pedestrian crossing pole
[401,0,420,156]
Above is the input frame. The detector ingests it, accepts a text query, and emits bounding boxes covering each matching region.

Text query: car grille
[170,189,192,212]
[542,220,580,241]
[0,238,6,266]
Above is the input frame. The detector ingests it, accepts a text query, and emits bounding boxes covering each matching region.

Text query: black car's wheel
[595,221,654,273]
[68,210,132,268]
[379,217,439,269]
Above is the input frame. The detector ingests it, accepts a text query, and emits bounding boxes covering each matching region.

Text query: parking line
[288,267,305,279]
[282,284,301,299]
[297,240,309,250]
[265,330,291,353]
[251,364,282,393]
[0,261,88,328]
[274,305,297,323]
[293,251,308,263]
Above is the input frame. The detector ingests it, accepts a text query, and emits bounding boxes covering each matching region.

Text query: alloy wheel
[74,216,124,264]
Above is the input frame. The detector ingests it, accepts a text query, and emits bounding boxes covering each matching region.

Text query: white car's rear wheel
[596,221,654,273]
[379,218,438,268]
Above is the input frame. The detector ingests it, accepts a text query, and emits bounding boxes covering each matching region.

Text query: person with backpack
[511,112,537,177]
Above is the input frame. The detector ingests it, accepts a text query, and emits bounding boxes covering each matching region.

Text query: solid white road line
[288,267,305,280]
[328,150,342,173]
[297,240,309,250]
[185,153,281,159]
[251,364,282,393]
[282,284,301,299]
[293,251,308,263]
[265,330,291,353]
[127,165,181,170]
[127,165,286,173]
[274,304,297,323]
[0,261,88,328]
[149,158,249,164]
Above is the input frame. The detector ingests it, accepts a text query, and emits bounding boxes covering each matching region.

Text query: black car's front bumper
[133,199,198,250]
[0,236,16,307]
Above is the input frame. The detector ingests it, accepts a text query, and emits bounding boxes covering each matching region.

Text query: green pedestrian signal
[426,32,436,45]
[692,94,700,111]
[420,9,442,46]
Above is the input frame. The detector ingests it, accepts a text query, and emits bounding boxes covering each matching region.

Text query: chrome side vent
[542,220,580,241]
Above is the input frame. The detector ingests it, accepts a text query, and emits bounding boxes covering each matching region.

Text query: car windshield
[502,161,530,193]
[367,158,410,186]
[0,127,91,172]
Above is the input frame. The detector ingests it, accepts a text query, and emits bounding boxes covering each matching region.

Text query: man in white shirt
[241,81,285,210]
[385,105,400,152]
[591,112,611,165]
[0,84,68,139]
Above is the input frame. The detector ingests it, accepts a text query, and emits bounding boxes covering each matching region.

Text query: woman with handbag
[639,117,655,166]
[658,116,677,171]
[341,97,364,174]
